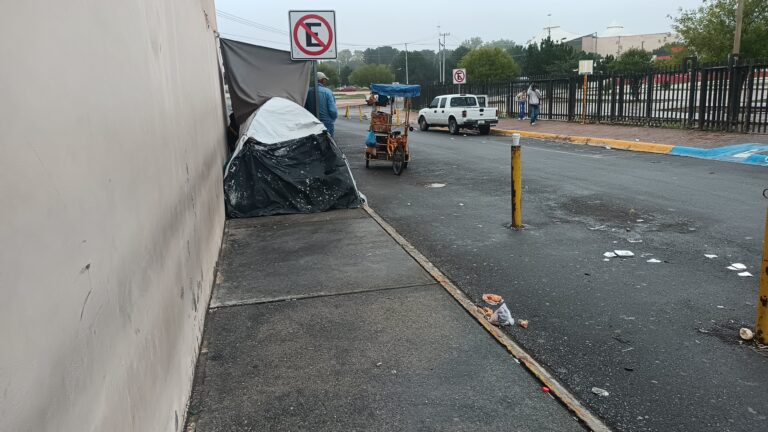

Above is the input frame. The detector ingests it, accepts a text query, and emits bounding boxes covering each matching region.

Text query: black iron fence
[413,59,768,134]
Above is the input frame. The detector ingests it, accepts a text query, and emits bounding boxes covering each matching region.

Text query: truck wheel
[479,125,491,135]
[418,116,429,131]
[448,117,459,135]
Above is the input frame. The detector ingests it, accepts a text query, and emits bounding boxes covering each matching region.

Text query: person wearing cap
[304,72,338,136]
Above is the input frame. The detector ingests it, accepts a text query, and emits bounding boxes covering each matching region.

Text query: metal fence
[413,59,768,134]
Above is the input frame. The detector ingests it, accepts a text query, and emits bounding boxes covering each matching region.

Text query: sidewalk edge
[491,128,674,155]
[363,204,612,432]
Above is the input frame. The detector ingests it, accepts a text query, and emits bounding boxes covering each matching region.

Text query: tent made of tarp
[223,97,363,218]
[220,38,312,126]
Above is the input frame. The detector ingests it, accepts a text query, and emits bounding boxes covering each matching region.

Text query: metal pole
[581,74,588,124]
[312,61,319,118]
[756,206,768,344]
[511,135,523,229]
[405,43,409,84]
[733,0,745,55]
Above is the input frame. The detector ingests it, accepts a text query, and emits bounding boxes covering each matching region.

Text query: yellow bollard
[755,208,768,344]
[511,134,523,229]
[345,105,350,119]
[396,108,401,124]
[358,106,363,122]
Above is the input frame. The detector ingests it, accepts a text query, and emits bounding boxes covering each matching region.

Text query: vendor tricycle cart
[364,83,421,175]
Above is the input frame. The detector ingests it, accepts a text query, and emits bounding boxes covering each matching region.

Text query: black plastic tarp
[224,132,362,218]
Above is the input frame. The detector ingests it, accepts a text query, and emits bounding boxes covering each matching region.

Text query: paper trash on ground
[729,263,747,270]
[647,258,661,263]
[704,254,718,259]
[614,250,635,258]
[738,272,753,277]
[604,252,618,258]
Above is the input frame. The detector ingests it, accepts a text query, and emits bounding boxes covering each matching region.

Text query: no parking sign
[453,68,467,85]
[289,11,337,60]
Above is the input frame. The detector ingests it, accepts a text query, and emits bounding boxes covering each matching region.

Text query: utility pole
[404,43,409,84]
[439,31,450,84]
[733,0,745,55]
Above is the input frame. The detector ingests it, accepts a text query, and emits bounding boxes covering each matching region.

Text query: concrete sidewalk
[495,117,768,149]
[185,209,587,431]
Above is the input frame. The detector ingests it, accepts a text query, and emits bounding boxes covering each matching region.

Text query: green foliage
[461,37,484,49]
[363,46,400,64]
[317,63,340,88]
[340,65,353,86]
[672,0,768,61]
[349,64,395,87]
[391,51,437,84]
[523,38,584,76]
[458,47,521,81]
[445,46,471,79]
[609,48,653,74]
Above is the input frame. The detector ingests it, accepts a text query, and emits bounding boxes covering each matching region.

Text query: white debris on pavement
[704,254,718,259]
[729,263,747,270]
[426,183,446,188]
[591,387,610,397]
[604,252,618,258]
[627,238,643,243]
[738,272,753,277]
[614,250,635,258]
[647,259,661,263]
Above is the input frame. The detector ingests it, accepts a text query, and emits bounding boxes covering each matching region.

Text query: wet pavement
[334,117,768,432]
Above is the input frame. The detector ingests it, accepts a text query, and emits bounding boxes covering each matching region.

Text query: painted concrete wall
[575,33,676,57]
[0,1,227,431]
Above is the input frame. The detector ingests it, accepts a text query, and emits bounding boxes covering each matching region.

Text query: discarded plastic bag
[489,303,514,326]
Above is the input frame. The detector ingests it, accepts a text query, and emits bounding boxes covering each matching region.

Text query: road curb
[491,128,675,155]
[363,203,612,432]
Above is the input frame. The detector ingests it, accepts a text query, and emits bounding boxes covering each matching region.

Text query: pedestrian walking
[515,89,527,120]
[527,84,543,126]
[304,72,338,136]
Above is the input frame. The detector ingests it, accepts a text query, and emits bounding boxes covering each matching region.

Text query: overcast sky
[215,0,703,52]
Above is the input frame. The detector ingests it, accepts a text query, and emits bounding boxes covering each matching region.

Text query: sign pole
[312,60,319,118]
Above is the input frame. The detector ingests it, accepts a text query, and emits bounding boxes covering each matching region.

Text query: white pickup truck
[417,94,497,135]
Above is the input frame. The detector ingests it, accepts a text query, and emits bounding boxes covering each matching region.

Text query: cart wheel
[392,144,405,176]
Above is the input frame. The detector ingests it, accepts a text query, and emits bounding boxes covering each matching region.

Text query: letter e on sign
[289,11,337,60]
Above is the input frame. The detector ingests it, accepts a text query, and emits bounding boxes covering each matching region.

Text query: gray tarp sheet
[220,38,311,125]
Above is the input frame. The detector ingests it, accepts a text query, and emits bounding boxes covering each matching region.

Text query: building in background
[528,20,679,58]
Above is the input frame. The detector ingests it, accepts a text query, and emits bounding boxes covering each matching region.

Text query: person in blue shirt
[304,72,338,136]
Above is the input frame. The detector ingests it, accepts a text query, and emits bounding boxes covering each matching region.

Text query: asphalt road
[334,117,768,432]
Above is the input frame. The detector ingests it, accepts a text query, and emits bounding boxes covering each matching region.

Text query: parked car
[418,94,498,135]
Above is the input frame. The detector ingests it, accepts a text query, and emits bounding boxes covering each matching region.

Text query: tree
[390,51,437,84]
[317,63,340,88]
[458,47,521,81]
[340,65,353,86]
[461,37,484,49]
[349,64,395,87]
[337,49,353,66]
[672,0,768,61]
[523,38,580,76]
[446,45,471,75]
[609,49,653,99]
[363,46,400,65]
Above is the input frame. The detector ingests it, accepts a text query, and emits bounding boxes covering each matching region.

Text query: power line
[218,32,289,47]
[215,10,288,35]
